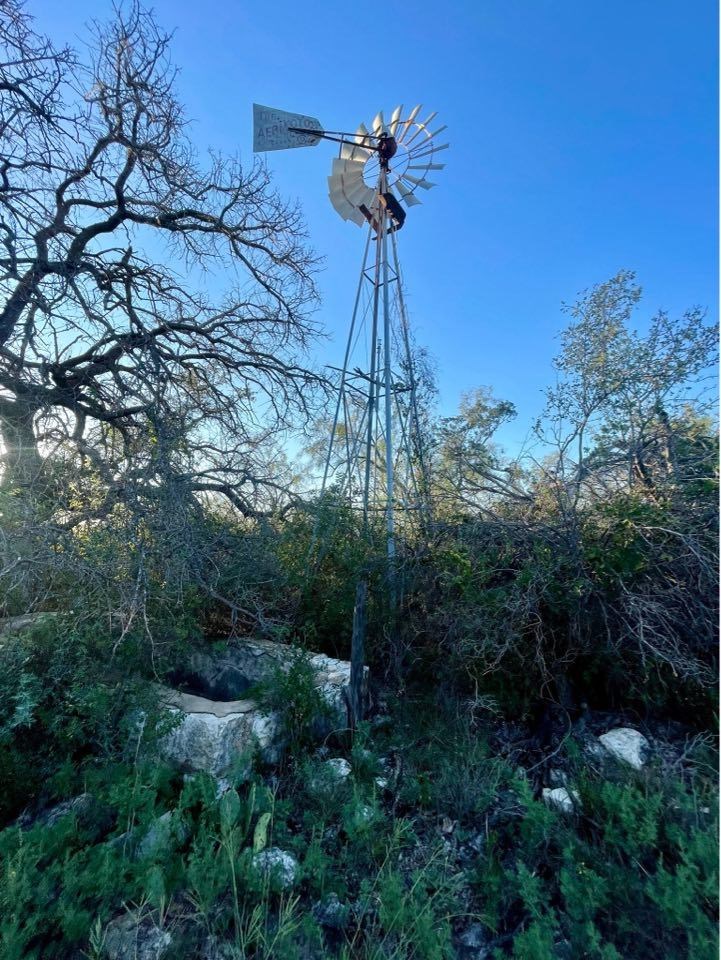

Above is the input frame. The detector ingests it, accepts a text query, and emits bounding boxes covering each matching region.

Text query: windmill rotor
[326,104,447,226]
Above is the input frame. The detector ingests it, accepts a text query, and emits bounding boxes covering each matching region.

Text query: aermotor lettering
[253,104,322,152]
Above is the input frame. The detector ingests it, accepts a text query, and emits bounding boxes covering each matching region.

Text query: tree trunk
[656,405,679,482]
[0,398,44,491]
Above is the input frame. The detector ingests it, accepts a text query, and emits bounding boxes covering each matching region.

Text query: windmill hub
[377,133,398,168]
[360,142,411,190]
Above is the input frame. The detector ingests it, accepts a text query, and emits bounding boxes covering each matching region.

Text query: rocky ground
[7,638,715,959]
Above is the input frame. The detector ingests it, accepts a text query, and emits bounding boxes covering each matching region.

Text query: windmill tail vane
[252,101,448,570]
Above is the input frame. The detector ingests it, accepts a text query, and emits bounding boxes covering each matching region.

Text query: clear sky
[30,0,719,453]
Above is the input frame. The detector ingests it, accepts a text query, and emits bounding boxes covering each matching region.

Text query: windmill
[253,103,448,576]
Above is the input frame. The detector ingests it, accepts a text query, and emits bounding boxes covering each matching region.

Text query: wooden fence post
[349,578,367,732]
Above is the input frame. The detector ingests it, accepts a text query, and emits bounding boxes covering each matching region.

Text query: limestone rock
[308,651,363,727]
[174,637,368,729]
[158,687,279,777]
[308,757,353,794]
[459,832,486,863]
[599,727,649,770]
[103,914,171,960]
[16,792,96,830]
[374,756,396,792]
[44,792,95,828]
[201,935,235,960]
[542,787,579,814]
[324,757,352,780]
[583,739,608,762]
[137,811,189,858]
[252,847,298,889]
[158,638,367,776]
[312,893,350,930]
[0,611,58,639]
[458,921,491,956]
[214,777,232,798]
[348,803,376,828]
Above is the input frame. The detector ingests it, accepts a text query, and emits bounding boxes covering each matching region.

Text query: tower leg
[379,169,396,604]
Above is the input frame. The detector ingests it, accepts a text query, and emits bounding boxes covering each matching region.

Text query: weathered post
[348,578,367,732]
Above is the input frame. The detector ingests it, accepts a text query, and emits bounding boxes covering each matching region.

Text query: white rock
[467,833,485,854]
[309,651,368,728]
[599,728,650,770]
[158,688,279,778]
[201,935,236,960]
[542,787,579,814]
[137,811,188,858]
[309,757,352,792]
[0,612,58,638]
[459,922,490,950]
[185,638,368,729]
[35,793,94,829]
[252,848,298,889]
[584,740,608,762]
[103,914,171,960]
[214,777,232,798]
[312,893,350,930]
[324,758,352,780]
[157,639,367,775]
[374,756,394,792]
[348,803,376,827]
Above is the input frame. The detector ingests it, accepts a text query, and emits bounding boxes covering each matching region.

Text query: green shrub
[258,651,334,754]
[0,617,169,824]
[470,742,719,959]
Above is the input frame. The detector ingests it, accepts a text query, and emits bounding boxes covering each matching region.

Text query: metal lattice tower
[253,103,448,566]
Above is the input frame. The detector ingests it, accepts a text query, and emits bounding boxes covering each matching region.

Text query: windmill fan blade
[328,186,357,221]
[347,206,366,226]
[328,188,353,211]
[360,187,376,209]
[408,142,449,160]
[407,162,445,171]
[401,174,435,189]
[395,180,423,207]
[372,111,385,135]
[398,104,423,141]
[404,111,438,147]
[332,157,364,175]
[341,164,365,183]
[344,178,370,204]
[355,122,371,142]
[341,140,373,161]
[389,104,403,136]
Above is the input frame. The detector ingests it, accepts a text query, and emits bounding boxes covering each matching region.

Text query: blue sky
[31,0,718,453]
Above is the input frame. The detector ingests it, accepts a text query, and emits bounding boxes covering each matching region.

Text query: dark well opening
[164,662,255,702]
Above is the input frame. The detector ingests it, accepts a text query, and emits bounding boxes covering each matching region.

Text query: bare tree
[0,1,322,516]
